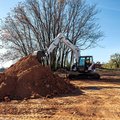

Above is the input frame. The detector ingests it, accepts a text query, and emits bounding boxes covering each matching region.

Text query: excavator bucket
[36,50,46,63]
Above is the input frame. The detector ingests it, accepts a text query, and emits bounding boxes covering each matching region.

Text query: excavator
[33,33,100,79]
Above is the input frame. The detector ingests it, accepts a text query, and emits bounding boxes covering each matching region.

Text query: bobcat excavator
[33,33,100,79]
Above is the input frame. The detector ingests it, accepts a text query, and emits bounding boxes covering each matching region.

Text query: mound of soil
[0,73,17,99]
[0,55,76,101]
[5,55,40,76]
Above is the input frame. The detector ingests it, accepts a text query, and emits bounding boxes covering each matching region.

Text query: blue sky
[0,0,120,65]
[0,0,21,18]
[83,0,120,63]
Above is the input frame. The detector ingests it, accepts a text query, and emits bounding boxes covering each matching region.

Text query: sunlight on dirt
[0,70,120,120]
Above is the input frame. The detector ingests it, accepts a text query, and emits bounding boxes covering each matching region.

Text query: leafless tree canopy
[0,0,103,69]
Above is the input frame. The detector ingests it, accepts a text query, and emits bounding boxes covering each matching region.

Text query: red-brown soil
[0,69,119,120]
[5,55,40,76]
[0,55,76,101]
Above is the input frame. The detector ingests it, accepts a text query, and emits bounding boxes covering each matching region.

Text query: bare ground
[0,70,120,120]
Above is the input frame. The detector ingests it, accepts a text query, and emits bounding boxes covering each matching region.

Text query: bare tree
[110,53,120,68]
[0,0,103,69]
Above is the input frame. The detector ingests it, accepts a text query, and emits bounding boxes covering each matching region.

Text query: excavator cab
[71,56,100,79]
[72,56,94,72]
[78,56,93,72]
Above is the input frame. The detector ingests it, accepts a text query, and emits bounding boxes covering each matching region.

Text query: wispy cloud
[99,5,120,12]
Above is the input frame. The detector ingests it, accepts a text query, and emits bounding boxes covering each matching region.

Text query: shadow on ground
[69,77,120,84]
[100,73,120,76]
[55,87,84,98]
[80,86,120,90]
[100,77,120,84]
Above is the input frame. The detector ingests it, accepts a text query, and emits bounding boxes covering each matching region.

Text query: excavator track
[68,72,100,80]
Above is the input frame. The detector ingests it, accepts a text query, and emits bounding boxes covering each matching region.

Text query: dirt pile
[5,55,40,76]
[0,55,75,101]
[0,73,17,99]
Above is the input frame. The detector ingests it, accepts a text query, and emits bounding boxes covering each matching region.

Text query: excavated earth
[0,69,120,120]
[0,55,76,101]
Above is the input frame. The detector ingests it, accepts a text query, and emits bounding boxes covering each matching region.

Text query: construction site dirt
[0,55,77,101]
[0,67,119,119]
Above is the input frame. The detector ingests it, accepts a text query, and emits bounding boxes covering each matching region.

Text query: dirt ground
[0,69,120,120]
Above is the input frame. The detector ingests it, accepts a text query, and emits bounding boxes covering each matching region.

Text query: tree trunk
[70,51,74,69]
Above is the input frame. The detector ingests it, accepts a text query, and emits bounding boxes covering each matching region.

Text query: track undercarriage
[68,71,100,80]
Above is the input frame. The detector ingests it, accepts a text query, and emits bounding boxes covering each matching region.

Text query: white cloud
[99,5,120,12]
[2,60,13,68]
[1,59,17,68]
[0,48,7,53]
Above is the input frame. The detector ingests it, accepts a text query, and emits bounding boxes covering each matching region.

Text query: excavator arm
[33,33,80,63]
[46,33,80,63]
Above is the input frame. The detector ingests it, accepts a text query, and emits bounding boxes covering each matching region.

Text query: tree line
[0,0,103,69]
[103,53,120,69]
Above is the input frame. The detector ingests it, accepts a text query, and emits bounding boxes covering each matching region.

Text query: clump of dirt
[0,55,76,101]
